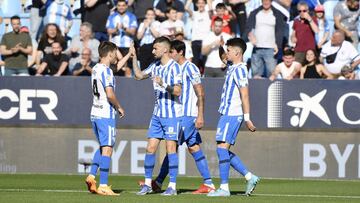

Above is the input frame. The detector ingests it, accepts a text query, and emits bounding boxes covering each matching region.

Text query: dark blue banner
[0,77,359,129]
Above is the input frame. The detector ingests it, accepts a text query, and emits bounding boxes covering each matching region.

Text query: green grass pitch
[0,174,359,203]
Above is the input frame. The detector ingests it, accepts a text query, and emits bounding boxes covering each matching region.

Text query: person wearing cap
[314,4,329,51]
[334,0,360,47]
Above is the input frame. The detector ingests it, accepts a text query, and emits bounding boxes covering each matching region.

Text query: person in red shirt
[211,3,234,35]
[291,1,319,65]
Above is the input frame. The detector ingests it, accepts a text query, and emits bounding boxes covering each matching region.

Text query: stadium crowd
[0,0,360,79]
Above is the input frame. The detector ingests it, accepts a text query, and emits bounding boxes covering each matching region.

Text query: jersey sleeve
[187,63,201,85]
[234,67,249,88]
[106,14,116,29]
[172,63,182,85]
[101,68,114,88]
[142,61,157,77]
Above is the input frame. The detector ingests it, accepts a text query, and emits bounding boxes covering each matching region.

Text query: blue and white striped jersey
[181,61,202,117]
[45,2,73,35]
[106,11,138,48]
[218,63,249,116]
[91,63,116,119]
[144,59,183,118]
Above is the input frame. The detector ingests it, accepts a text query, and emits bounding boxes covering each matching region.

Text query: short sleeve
[129,14,138,28]
[172,63,182,85]
[143,61,157,77]
[187,63,201,85]
[333,3,342,18]
[106,14,116,29]
[102,68,114,87]
[234,67,248,88]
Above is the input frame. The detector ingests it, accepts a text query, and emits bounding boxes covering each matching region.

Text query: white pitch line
[254,193,360,199]
[0,189,359,199]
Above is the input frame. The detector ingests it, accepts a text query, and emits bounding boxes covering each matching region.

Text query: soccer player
[139,40,215,194]
[85,41,125,196]
[207,38,260,197]
[131,36,182,196]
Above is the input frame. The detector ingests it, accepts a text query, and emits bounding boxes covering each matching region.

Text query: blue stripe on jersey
[101,72,106,89]
[106,13,117,29]
[224,77,236,115]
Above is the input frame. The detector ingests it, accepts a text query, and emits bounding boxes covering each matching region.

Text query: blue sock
[90,149,101,176]
[144,153,156,179]
[191,149,212,185]
[99,156,111,185]
[229,151,249,176]
[168,153,178,184]
[217,148,230,184]
[155,155,169,184]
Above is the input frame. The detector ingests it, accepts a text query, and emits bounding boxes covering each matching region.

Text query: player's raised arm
[131,46,150,80]
[239,86,256,132]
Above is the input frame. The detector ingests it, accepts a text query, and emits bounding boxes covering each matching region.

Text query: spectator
[185,0,211,71]
[269,47,301,80]
[300,49,333,79]
[333,0,360,47]
[314,4,329,51]
[155,0,185,22]
[0,16,33,76]
[291,1,319,65]
[67,22,100,71]
[201,17,231,77]
[44,0,73,36]
[30,0,46,40]
[320,30,360,77]
[229,0,248,38]
[127,0,155,23]
[72,48,96,76]
[340,65,360,80]
[136,8,160,70]
[211,3,233,35]
[159,7,185,39]
[106,0,138,77]
[83,0,114,42]
[246,0,286,78]
[323,0,339,37]
[36,41,69,76]
[36,23,66,68]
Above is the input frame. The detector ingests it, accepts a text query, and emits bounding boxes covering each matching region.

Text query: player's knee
[188,144,200,153]
[165,141,177,153]
[101,146,113,156]
[146,145,157,154]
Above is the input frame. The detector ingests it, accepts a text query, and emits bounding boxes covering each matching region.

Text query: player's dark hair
[145,8,155,14]
[171,40,186,57]
[226,38,247,54]
[10,15,20,21]
[154,36,171,47]
[216,3,226,9]
[98,41,118,58]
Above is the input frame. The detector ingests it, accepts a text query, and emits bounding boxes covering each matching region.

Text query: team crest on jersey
[167,127,177,135]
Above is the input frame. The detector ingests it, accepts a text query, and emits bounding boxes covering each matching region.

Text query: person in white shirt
[185,0,211,69]
[159,6,185,39]
[269,47,301,81]
[201,17,232,77]
[320,30,360,78]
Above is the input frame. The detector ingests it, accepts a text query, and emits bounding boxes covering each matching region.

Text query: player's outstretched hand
[245,120,256,132]
[117,107,125,118]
